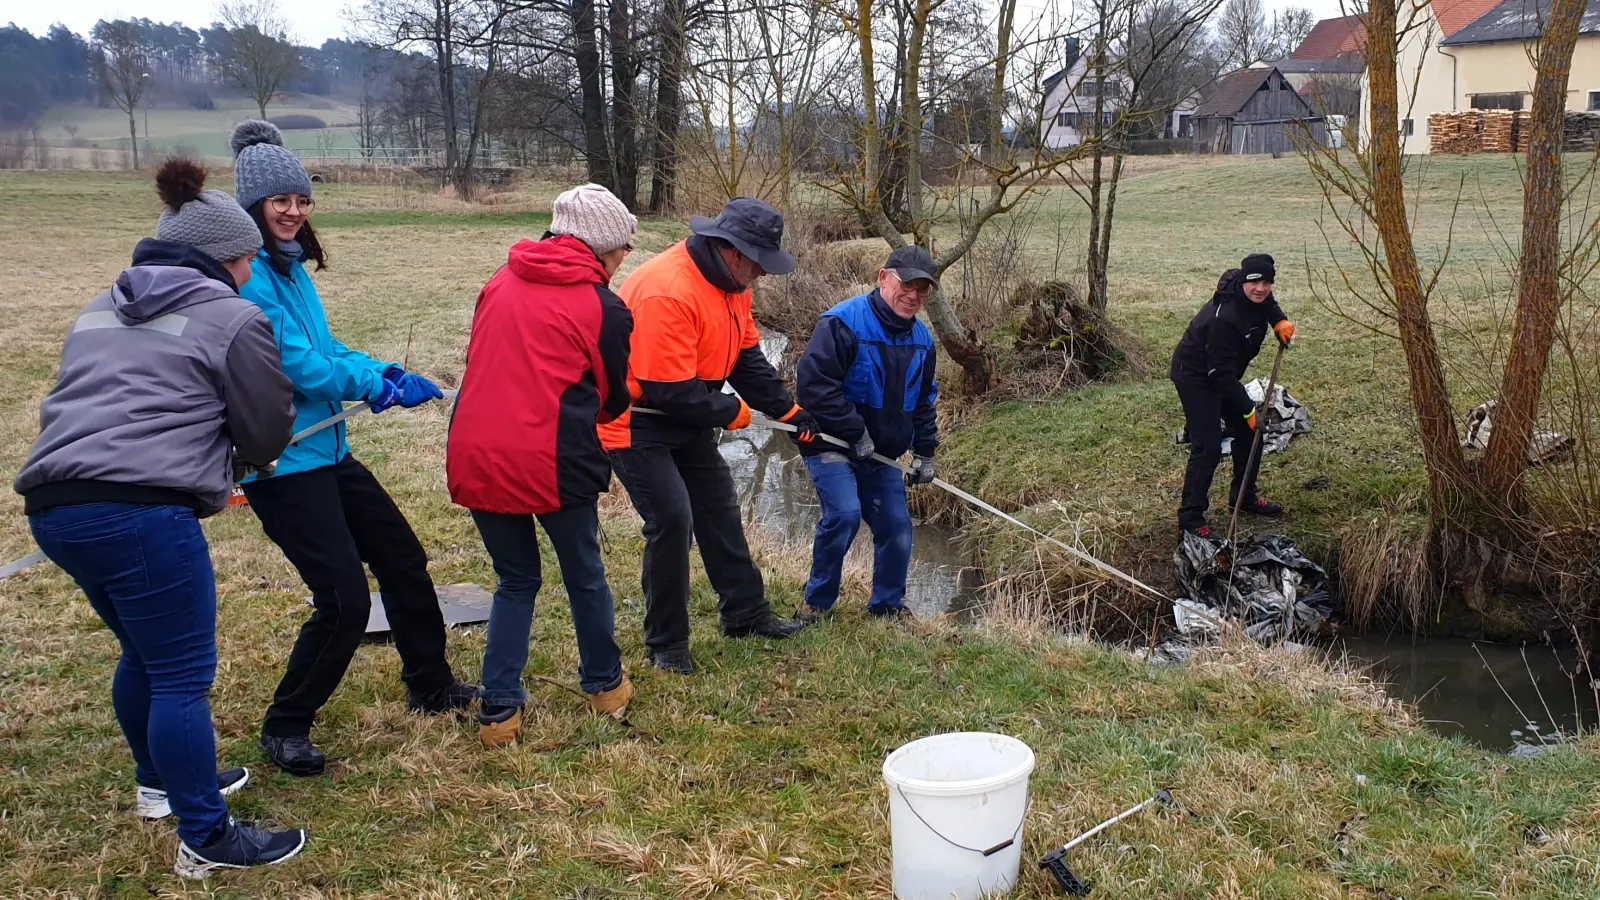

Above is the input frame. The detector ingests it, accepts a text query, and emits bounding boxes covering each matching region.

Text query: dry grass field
[1,166,1599,899]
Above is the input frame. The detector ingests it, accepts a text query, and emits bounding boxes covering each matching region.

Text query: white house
[1039,41,1132,149]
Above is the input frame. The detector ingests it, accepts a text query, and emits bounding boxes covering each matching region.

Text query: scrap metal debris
[1175,380,1312,456]
[1172,532,1336,643]
[1462,400,1572,465]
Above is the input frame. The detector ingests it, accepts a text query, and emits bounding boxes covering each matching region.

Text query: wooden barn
[1191,66,1327,154]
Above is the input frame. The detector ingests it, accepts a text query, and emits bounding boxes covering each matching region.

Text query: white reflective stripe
[72,310,189,336]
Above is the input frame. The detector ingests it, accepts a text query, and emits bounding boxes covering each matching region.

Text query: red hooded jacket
[447,235,633,514]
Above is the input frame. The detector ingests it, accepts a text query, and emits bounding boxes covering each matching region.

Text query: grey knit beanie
[550,183,638,255]
[230,120,313,212]
[154,158,264,262]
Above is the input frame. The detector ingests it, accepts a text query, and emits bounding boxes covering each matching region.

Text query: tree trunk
[1481,0,1588,509]
[648,0,686,214]
[924,284,995,393]
[901,0,929,236]
[127,109,139,170]
[609,0,640,210]
[1366,0,1470,513]
[572,0,612,189]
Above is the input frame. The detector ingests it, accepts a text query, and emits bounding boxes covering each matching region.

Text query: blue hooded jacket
[796,290,939,460]
[237,250,393,476]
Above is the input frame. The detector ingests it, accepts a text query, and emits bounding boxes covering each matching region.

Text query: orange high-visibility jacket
[597,238,797,450]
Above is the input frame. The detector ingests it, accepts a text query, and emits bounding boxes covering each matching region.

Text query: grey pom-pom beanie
[158,191,264,262]
[549,183,638,255]
[230,119,313,212]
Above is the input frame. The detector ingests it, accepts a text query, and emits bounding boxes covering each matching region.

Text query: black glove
[849,434,876,462]
[906,455,936,485]
[782,407,821,445]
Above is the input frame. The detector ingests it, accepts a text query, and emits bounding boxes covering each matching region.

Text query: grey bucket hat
[688,197,797,276]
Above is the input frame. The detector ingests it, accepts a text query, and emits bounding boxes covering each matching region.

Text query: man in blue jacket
[794,246,940,621]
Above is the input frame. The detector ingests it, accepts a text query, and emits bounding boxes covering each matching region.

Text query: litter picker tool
[1038,789,1173,896]
[1221,337,1288,561]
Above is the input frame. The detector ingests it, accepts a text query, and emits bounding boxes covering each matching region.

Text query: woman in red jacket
[446,184,635,748]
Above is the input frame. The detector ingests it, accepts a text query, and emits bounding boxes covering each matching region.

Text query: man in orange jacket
[599,198,820,674]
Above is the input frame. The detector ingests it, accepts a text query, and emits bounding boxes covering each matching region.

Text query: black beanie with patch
[1240,253,1276,283]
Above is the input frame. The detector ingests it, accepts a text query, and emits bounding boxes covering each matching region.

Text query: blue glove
[395,372,444,408]
[370,378,400,414]
[383,365,405,384]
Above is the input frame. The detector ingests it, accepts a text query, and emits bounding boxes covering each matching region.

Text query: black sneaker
[723,613,807,639]
[259,735,326,777]
[868,605,910,619]
[1236,497,1284,518]
[408,679,481,715]
[174,817,308,879]
[136,767,250,820]
[648,648,696,675]
[1183,524,1214,540]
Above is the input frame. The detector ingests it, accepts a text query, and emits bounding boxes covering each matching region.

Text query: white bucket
[882,732,1036,900]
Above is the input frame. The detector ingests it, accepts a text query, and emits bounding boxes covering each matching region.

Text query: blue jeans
[470,504,623,703]
[29,503,228,847]
[802,454,913,612]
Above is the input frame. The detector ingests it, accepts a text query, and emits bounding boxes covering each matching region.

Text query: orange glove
[1245,409,1259,431]
[727,399,752,431]
[779,405,819,443]
[1274,320,1295,346]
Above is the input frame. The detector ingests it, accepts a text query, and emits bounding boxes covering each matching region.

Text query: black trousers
[1173,376,1261,531]
[609,431,773,653]
[242,455,455,737]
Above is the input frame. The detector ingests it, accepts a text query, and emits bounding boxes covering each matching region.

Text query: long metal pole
[1223,340,1286,548]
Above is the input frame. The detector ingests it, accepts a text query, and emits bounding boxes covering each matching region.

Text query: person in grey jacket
[13,159,308,879]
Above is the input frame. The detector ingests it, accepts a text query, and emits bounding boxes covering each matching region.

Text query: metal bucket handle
[894,785,1029,857]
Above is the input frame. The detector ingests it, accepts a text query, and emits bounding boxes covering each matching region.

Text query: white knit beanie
[550,183,638,255]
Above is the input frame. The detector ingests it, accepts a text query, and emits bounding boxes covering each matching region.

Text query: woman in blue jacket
[229,121,477,777]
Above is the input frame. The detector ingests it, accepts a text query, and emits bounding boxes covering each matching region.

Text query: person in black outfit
[1170,253,1297,538]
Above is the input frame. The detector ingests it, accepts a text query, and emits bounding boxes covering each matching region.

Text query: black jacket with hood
[1169,269,1287,412]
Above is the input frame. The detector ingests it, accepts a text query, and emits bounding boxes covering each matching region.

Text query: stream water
[716,426,1593,750]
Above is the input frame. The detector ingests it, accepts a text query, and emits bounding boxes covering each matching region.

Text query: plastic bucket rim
[882,731,1036,797]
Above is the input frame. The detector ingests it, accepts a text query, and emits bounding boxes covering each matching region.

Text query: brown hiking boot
[478,704,523,749]
[587,674,634,719]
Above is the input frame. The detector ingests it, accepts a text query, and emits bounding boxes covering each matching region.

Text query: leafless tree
[210,0,301,118]
[90,21,152,170]
[359,0,510,198]
[1212,0,1311,69]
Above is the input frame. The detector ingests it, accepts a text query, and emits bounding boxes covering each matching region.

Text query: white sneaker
[136,767,250,820]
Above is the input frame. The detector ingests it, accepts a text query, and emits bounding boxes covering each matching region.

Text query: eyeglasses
[890,270,935,296]
[266,195,314,213]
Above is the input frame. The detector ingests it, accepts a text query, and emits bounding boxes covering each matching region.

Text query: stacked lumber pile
[1429,112,1481,153]
[1481,111,1516,152]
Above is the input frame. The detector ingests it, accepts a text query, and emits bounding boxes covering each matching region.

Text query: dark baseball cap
[688,197,797,275]
[886,245,940,288]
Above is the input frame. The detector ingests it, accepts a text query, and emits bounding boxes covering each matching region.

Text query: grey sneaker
[174,818,308,879]
[136,767,250,820]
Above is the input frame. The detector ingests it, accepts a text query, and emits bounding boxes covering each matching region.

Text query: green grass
[3,167,1600,897]
[35,98,364,159]
[931,153,1569,614]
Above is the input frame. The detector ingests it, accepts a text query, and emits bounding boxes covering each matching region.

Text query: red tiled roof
[1288,15,1367,58]
[1432,0,1507,35]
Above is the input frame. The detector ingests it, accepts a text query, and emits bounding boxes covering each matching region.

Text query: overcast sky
[8,0,1355,46]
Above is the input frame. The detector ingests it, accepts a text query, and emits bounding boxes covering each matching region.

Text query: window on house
[1177,114,1192,137]
[1589,90,1600,111]
[1470,92,1524,110]
[1056,111,1079,129]
[1401,118,1415,137]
